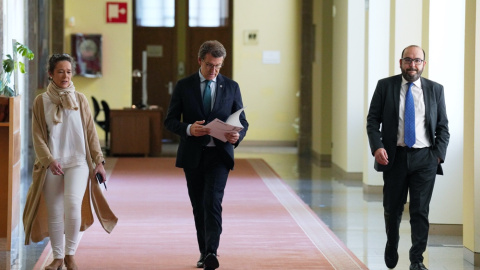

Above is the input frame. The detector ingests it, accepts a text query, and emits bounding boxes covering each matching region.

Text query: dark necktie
[203,80,212,115]
[404,82,415,148]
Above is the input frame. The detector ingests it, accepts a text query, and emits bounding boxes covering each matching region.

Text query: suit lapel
[191,73,205,112]
[393,75,402,120]
[421,77,432,129]
[212,74,225,113]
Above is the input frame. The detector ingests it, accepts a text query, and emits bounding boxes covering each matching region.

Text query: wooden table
[110,108,163,156]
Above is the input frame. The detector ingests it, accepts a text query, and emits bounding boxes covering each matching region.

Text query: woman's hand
[49,160,64,175]
[94,162,107,183]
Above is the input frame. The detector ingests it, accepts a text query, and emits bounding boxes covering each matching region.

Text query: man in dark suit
[164,40,248,270]
[366,45,449,270]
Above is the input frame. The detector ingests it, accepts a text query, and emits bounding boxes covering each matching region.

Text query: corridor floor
[4,143,478,270]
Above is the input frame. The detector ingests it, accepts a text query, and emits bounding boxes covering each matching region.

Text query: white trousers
[43,163,89,259]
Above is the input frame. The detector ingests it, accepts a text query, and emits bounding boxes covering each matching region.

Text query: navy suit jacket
[164,72,248,170]
[366,74,449,175]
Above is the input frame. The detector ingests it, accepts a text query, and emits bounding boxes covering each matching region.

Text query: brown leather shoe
[45,258,63,270]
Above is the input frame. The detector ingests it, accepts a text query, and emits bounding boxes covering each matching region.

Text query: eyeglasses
[202,60,223,70]
[402,58,424,65]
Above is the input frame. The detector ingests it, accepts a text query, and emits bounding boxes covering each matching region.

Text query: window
[189,0,229,27]
[136,0,175,27]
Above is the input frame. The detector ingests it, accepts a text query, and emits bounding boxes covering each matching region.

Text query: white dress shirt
[396,77,431,148]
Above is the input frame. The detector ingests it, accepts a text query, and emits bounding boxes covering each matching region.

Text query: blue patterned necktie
[404,82,416,148]
[203,80,212,115]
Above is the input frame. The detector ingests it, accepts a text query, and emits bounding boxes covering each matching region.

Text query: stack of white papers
[204,108,245,142]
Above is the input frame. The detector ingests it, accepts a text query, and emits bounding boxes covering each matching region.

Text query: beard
[401,66,423,82]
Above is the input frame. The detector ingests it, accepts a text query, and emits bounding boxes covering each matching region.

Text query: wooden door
[186,0,233,77]
[186,28,232,78]
[132,1,177,141]
[132,0,233,144]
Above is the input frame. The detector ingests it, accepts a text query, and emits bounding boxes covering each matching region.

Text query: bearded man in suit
[164,40,248,270]
[366,45,449,270]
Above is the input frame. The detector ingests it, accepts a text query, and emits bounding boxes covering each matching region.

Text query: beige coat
[23,91,118,244]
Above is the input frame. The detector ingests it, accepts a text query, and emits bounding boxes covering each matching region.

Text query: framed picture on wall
[71,34,102,77]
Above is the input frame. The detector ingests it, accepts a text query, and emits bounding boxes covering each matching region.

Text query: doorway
[131,0,233,142]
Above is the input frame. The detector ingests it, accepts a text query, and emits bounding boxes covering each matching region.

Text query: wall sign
[262,51,281,64]
[106,2,127,23]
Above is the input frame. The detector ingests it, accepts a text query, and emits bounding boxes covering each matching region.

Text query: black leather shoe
[410,262,428,270]
[384,242,398,269]
[203,253,219,270]
[197,254,205,268]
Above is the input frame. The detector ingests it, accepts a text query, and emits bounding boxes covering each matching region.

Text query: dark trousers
[184,147,229,255]
[383,146,438,263]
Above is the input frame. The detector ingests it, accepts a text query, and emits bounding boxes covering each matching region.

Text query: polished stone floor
[234,145,479,270]
[2,173,48,270]
[3,143,479,269]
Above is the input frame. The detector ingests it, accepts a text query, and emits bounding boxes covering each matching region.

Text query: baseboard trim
[363,183,383,194]
[463,247,480,266]
[311,151,331,167]
[240,140,297,147]
[429,223,463,236]
[331,163,362,181]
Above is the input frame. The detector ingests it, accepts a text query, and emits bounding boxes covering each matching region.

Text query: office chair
[100,100,111,153]
[91,96,109,152]
[92,96,102,120]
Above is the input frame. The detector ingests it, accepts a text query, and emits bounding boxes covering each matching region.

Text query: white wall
[363,0,390,186]
[345,0,365,172]
[233,0,301,143]
[332,0,365,173]
[427,0,465,225]
[393,0,423,74]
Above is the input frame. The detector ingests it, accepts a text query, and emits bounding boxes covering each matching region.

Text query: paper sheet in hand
[205,108,245,142]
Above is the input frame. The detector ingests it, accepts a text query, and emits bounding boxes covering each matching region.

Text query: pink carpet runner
[35,158,367,269]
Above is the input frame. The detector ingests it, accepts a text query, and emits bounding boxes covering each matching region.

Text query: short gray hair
[198,40,227,60]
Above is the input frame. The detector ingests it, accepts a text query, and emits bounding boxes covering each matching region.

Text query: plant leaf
[3,56,14,73]
[1,42,35,97]
[19,62,26,73]
[16,42,35,60]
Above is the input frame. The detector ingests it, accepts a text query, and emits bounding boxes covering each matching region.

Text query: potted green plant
[1,41,35,96]
[0,41,34,121]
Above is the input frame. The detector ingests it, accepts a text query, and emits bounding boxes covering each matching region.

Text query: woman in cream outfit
[23,54,117,270]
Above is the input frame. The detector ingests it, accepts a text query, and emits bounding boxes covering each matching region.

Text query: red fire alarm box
[106,2,127,23]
